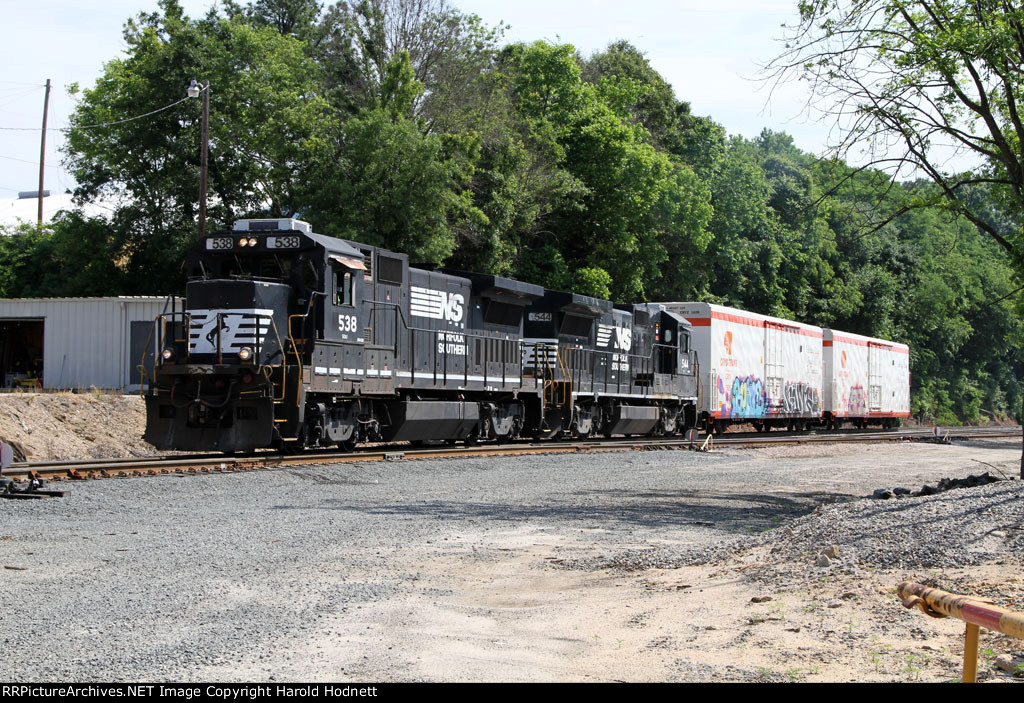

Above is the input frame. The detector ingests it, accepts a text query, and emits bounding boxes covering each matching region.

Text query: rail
[6,426,1019,485]
[286,295,320,408]
[898,581,1024,682]
[145,295,698,409]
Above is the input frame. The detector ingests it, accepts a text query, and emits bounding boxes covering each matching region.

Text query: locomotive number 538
[338,314,358,333]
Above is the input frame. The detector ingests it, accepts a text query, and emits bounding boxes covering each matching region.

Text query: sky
[0,0,825,201]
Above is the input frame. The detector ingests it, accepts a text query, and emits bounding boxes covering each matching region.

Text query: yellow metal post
[963,622,980,683]
[898,582,1024,683]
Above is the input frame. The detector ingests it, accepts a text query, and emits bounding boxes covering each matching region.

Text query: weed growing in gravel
[802,601,823,614]
[1014,663,1024,678]
[871,644,894,673]
[785,668,805,682]
[903,652,928,681]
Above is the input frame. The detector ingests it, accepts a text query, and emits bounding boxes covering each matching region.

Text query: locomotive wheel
[337,438,356,452]
[572,422,591,439]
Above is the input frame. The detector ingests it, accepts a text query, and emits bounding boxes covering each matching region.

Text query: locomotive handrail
[286,315,305,407]
[361,298,530,390]
[339,298,693,405]
[139,295,185,396]
[286,293,321,408]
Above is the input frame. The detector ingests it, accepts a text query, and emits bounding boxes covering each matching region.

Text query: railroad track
[1,425,1019,486]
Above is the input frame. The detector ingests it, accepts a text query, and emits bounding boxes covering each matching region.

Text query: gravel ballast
[1,439,1020,682]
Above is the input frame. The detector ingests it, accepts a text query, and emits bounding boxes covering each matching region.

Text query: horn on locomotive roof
[232,218,312,233]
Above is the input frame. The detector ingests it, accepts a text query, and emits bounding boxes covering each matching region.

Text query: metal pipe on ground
[898,581,1024,682]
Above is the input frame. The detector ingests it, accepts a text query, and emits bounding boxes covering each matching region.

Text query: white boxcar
[657,303,823,431]
[822,330,910,428]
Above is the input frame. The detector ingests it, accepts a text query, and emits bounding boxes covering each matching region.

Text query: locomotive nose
[184,279,291,365]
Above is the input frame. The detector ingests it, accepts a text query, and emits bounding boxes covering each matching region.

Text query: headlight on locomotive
[161,348,174,362]
[238,347,254,362]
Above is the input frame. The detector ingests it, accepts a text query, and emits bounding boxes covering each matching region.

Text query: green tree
[64,0,335,291]
[313,0,504,128]
[769,0,1024,470]
[503,41,712,300]
[768,0,1024,262]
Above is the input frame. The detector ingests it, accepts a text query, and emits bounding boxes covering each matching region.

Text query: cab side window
[334,268,353,306]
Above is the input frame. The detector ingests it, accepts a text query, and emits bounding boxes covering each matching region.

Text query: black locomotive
[143,219,699,452]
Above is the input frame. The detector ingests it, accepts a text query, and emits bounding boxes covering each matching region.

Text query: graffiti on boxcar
[718,374,767,417]
[847,384,868,416]
[782,382,819,415]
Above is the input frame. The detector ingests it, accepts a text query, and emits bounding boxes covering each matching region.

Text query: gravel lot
[1,438,1022,682]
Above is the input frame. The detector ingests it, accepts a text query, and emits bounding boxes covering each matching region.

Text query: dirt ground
[299,534,1023,683]
[274,441,1024,683]
[0,391,156,461]
[368,538,1021,683]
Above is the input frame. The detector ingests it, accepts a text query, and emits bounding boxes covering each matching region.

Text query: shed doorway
[0,319,44,389]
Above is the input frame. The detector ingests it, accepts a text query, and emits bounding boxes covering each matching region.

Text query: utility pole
[38,78,50,230]
[199,79,209,239]
[188,78,210,239]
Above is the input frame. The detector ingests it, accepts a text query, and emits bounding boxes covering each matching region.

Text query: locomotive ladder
[538,343,573,431]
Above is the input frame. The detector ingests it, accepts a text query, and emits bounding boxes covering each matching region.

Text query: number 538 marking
[338,315,358,333]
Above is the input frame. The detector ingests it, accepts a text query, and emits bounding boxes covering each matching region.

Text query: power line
[0,154,61,169]
[0,87,46,111]
[0,91,201,133]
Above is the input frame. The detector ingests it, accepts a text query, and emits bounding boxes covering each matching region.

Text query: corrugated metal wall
[0,297,177,390]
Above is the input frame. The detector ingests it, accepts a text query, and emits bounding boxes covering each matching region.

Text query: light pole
[187,79,210,239]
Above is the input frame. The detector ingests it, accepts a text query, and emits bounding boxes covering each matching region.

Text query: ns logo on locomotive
[143,219,700,452]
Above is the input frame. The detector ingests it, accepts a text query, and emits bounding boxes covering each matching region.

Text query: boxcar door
[764,322,784,409]
[868,342,883,411]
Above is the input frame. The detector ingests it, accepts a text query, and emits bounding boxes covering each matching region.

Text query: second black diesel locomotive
[143,218,698,452]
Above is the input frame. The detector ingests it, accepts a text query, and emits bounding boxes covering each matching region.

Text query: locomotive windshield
[190,251,320,289]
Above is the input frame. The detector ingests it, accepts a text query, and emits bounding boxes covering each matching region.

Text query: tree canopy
[1,0,1022,426]
[766,0,1024,268]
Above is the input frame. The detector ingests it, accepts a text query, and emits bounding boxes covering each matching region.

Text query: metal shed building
[0,297,177,392]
